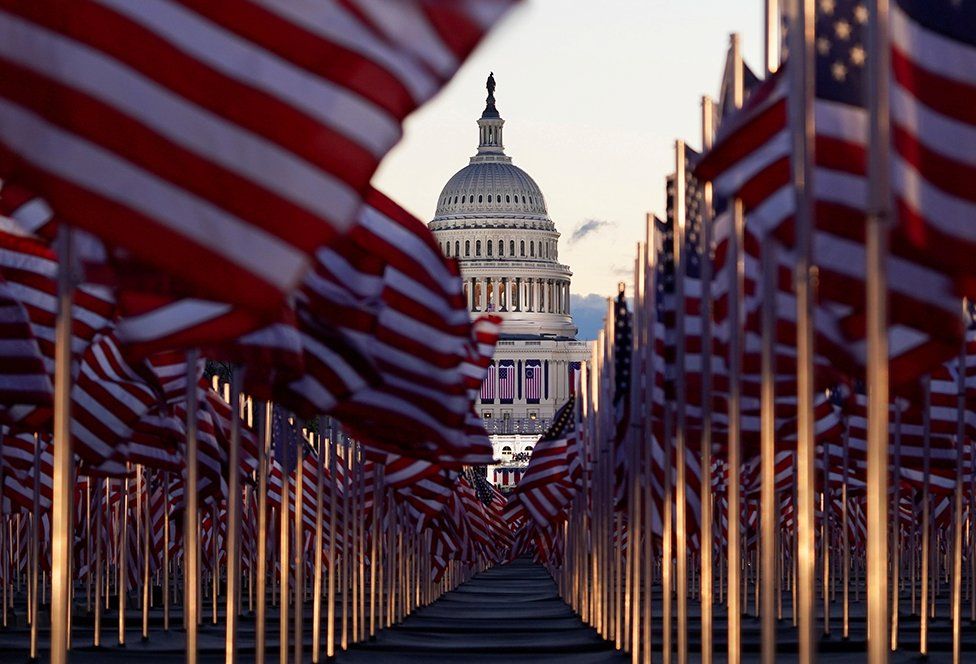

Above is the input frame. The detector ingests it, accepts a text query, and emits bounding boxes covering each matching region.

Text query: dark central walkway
[337,558,626,663]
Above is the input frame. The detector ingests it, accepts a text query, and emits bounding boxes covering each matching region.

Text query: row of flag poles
[506,2,976,664]
[0,1,532,663]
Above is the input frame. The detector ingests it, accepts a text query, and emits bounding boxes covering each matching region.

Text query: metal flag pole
[141,467,151,641]
[760,237,778,664]
[953,329,966,664]
[890,405,902,650]
[95,479,104,646]
[788,1,819,661]
[30,434,40,662]
[866,0,892,661]
[370,461,383,638]
[327,425,338,657]
[627,241,643,661]
[841,421,851,640]
[224,371,243,662]
[279,410,291,664]
[120,465,129,646]
[822,447,831,635]
[50,226,75,664]
[699,93,716,664]
[255,401,271,664]
[342,438,351,649]
[312,426,326,663]
[920,376,932,655]
[163,473,171,632]
[184,349,201,664]
[673,139,690,664]
[726,32,746,664]
[294,427,305,664]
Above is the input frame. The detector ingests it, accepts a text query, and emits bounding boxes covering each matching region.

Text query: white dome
[434,160,548,220]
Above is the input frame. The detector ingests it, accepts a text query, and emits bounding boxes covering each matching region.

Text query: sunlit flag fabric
[0,0,518,309]
[890,1,976,298]
[696,0,961,387]
[504,396,577,529]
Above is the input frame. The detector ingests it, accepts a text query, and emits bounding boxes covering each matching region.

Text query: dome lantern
[477,72,505,156]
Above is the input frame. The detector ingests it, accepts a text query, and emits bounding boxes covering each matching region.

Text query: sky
[374,0,765,338]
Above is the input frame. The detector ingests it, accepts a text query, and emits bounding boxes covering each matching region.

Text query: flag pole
[312,425,326,663]
[50,225,75,664]
[673,139,690,664]
[727,32,746,664]
[890,405,902,650]
[184,349,201,664]
[841,420,851,640]
[920,375,931,655]
[788,1,818,660]
[224,369,243,662]
[94,479,104,647]
[141,466,151,641]
[163,473,171,632]
[29,434,40,662]
[120,465,129,646]
[953,323,966,664]
[278,409,291,664]
[255,401,270,664]
[327,424,337,657]
[293,428,305,664]
[760,236,778,664]
[643,213,656,664]
[866,1,892,662]
[699,94,716,664]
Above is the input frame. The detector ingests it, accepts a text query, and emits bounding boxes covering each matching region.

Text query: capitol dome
[434,161,549,220]
[429,73,575,339]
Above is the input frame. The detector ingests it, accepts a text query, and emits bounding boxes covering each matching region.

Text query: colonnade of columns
[462,276,571,314]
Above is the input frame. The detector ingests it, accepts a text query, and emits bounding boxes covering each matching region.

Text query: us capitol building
[429,74,590,488]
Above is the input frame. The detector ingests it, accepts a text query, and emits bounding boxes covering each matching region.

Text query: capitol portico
[429,74,591,489]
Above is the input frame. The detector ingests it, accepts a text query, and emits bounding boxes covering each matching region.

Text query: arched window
[538,241,543,256]
[506,195,511,203]
[501,445,512,455]
[454,196,458,204]
[530,242,535,257]
[487,241,492,257]
[478,195,483,203]
[465,240,470,256]
[498,240,503,256]
[520,240,525,256]
[510,240,515,255]
[476,240,481,256]
[521,196,526,204]
[524,445,534,453]
[488,195,492,203]
[455,241,460,256]
[462,195,466,203]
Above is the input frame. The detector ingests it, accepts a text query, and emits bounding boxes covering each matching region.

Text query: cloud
[570,218,614,244]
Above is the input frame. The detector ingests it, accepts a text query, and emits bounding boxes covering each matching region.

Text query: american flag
[498,359,515,403]
[891,1,976,299]
[504,396,577,529]
[568,361,581,396]
[697,0,961,387]
[525,360,542,403]
[0,1,518,310]
[480,361,496,403]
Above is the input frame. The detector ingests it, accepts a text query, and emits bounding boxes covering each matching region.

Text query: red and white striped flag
[0,0,518,309]
[524,360,542,403]
[891,2,976,298]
